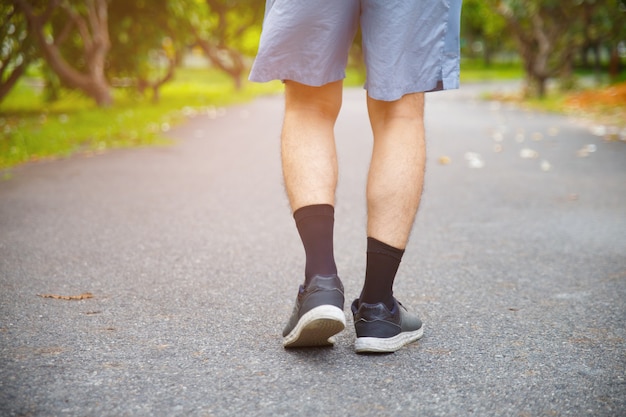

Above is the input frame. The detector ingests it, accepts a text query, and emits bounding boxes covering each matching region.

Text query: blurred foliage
[106,0,190,101]
[107,0,184,77]
[0,3,38,102]
[12,0,114,106]
[189,0,264,89]
[3,0,626,105]
[461,0,509,65]
[7,0,264,106]
[488,0,626,97]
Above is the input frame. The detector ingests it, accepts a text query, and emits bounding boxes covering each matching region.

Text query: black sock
[293,204,337,285]
[360,237,405,309]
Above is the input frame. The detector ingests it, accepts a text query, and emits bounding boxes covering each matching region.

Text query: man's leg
[360,92,425,307]
[282,80,343,211]
[282,80,343,284]
[351,92,426,353]
[281,80,346,348]
[366,92,425,249]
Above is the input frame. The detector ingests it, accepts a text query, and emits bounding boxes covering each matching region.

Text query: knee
[285,80,343,122]
[368,92,424,127]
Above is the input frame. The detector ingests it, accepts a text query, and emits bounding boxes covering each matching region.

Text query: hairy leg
[366,92,426,249]
[282,80,343,211]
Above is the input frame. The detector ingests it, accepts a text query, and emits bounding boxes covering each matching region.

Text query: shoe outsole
[354,326,424,353]
[283,305,346,348]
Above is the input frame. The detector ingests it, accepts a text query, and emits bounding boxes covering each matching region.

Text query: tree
[190,0,264,89]
[0,3,38,103]
[492,0,626,97]
[493,0,580,97]
[601,0,626,80]
[107,0,190,102]
[12,0,113,106]
[573,1,626,82]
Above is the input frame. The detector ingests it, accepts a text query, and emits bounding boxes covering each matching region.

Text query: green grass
[0,68,282,171]
[344,66,367,87]
[524,94,569,113]
[459,58,524,82]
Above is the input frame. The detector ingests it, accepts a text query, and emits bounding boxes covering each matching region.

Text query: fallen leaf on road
[38,292,93,301]
[520,148,539,159]
[590,125,607,136]
[577,144,597,158]
[438,156,451,165]
[491,131,504,142]
[464,152,485,168]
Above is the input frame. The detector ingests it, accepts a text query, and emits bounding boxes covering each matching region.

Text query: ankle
[359,237,404,309]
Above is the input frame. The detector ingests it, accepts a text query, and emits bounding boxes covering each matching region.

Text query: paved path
[1,84,625,416]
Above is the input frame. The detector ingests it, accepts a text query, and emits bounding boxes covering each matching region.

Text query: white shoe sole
[283,305,346,348]
[354,326,424,353]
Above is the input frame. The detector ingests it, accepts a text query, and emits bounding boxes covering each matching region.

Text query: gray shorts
[249,0,462,101]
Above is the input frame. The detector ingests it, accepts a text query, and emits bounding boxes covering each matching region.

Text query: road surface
[1,84,625,416]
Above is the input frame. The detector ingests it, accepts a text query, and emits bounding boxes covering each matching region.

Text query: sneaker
[351,298,424,353]
[282,275,346,348]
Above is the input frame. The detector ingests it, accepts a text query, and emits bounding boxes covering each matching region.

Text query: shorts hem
[249,70,345,87]
[365,74,460,102]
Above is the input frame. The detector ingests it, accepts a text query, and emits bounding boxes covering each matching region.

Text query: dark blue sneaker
[282,275,346,348]
[351,298,423,353]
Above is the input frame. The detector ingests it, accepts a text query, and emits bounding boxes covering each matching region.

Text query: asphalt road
[1,84,625,416]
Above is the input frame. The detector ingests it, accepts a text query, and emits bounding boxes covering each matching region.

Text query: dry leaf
[438,155,451,165]
[38,292,93,301]
[520,148,539,159]
[464,152,485,168]
[577,145,596,158]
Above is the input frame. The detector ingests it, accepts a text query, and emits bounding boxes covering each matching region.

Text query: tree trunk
[0,4,37,103]
[536,76,547,98]
[85,78,113,107]
[523,74,547,99]
[196,37,244,90]
[592,44,602,83]
[609,44,620,82]
[0,61,27,103]
[137,53,177,103]
[559,54,575,92]
[13,0,113,107]
[496,2,576,99]
[483,45,493,68]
